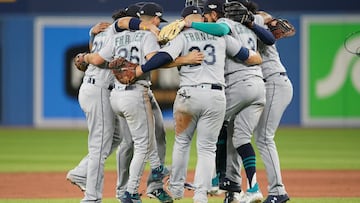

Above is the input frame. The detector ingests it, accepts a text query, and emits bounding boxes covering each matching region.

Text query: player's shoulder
[217,17,233,25]
[140,30,158,41]
[254,15,265,27]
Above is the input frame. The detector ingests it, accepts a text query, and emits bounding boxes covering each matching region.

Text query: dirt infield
[1,170,360,199]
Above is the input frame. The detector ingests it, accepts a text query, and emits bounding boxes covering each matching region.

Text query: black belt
[189,84,223,91]
[87,78,114,90]
[211,84,223,90]
[263,72,287,82]
[113,83,149,91]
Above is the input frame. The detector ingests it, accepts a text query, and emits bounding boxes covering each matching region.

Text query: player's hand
[73,52,89,72]
[184,18,193,28]
[184,50,205,65]
[148,24,160,36]
[91,22,111,35]
[140,21,160,36]
[135,65,144,78]
[245,50,262,65]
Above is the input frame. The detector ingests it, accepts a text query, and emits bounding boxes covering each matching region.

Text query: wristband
[129,18,141,30]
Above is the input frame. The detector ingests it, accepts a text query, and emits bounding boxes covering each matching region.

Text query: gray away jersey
[160,28,241,87]
[99,28,160,84]
[85,26,115,83]
[217,18,263,80]
[254,15,286,78]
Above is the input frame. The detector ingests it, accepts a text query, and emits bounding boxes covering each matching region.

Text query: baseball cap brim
[159,17,167,22]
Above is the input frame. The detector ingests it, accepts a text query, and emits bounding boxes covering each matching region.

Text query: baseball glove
[73,52,89,72]
[267,18,296,39]
[108,57,137,84]
[158,19,186,45]
[223,1,254,24]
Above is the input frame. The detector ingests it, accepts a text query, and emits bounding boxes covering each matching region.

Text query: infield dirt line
[0,170,359,198]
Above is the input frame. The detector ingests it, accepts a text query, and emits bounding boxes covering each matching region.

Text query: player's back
[86,26,114,82]
[258,39,286,79]
[112,29,160,83]
[173,28,228,87]
[218,18,263,82]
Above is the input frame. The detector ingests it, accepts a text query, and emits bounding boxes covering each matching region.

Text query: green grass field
[0,127,360,202]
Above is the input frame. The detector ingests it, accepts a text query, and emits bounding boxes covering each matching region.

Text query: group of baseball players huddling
[69,0,295,203]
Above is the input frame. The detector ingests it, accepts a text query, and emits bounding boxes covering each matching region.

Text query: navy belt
[263,72,287,82]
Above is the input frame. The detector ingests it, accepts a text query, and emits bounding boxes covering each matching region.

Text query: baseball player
[86,3,170,202]
[70,12,124,203]
[66,5,140,196]
[195,0,277,202]
[104,3,172,202]
[116,5,263,203]
[182,1,275,197]
[252,6,293,203]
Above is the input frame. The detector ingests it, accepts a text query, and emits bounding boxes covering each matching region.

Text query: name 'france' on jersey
[160,28,240,87]
[85,26,115,83]
[99,29,160,84]
[217,18,263,79]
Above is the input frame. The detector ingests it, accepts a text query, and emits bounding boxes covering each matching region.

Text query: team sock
[236,143,257,189]
[216,121,228,180]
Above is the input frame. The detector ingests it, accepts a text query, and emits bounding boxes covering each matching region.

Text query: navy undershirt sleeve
[141,52,173,73]
[251,23,275,45]
[234,47,250,61]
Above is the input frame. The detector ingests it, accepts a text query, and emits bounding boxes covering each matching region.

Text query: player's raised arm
[89,22,111,50]
[115,16,160,36]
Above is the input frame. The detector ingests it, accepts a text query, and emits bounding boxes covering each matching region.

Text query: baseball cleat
[224,191,244,203]
[208,173,224,196]
[184,182,196,191]
[219,177,242,193]
[66,172,86,192]
[147,188,173,203]
[262,194,290,203]
[242,183,263,203]
[120,191,142,203]
[150,165,170,182]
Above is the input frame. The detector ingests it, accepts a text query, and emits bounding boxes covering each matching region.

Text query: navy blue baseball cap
[138,2,167,22]
[181,6,202,18]
[125,4,140,18]
[203,0,226,14]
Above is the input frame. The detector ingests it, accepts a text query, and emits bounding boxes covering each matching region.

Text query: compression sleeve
[141,52,173,73]
[191,22,230,36]
[251,23,275,45]
[234,47,250,61]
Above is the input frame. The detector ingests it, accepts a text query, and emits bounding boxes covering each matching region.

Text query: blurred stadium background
[0,0,360,129]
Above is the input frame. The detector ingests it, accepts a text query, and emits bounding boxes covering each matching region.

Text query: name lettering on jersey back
[233,24,253,35]
[183,31,216,42]
[115,32,146,47]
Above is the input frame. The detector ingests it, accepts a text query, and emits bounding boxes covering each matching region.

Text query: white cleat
[240,183,263,203]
